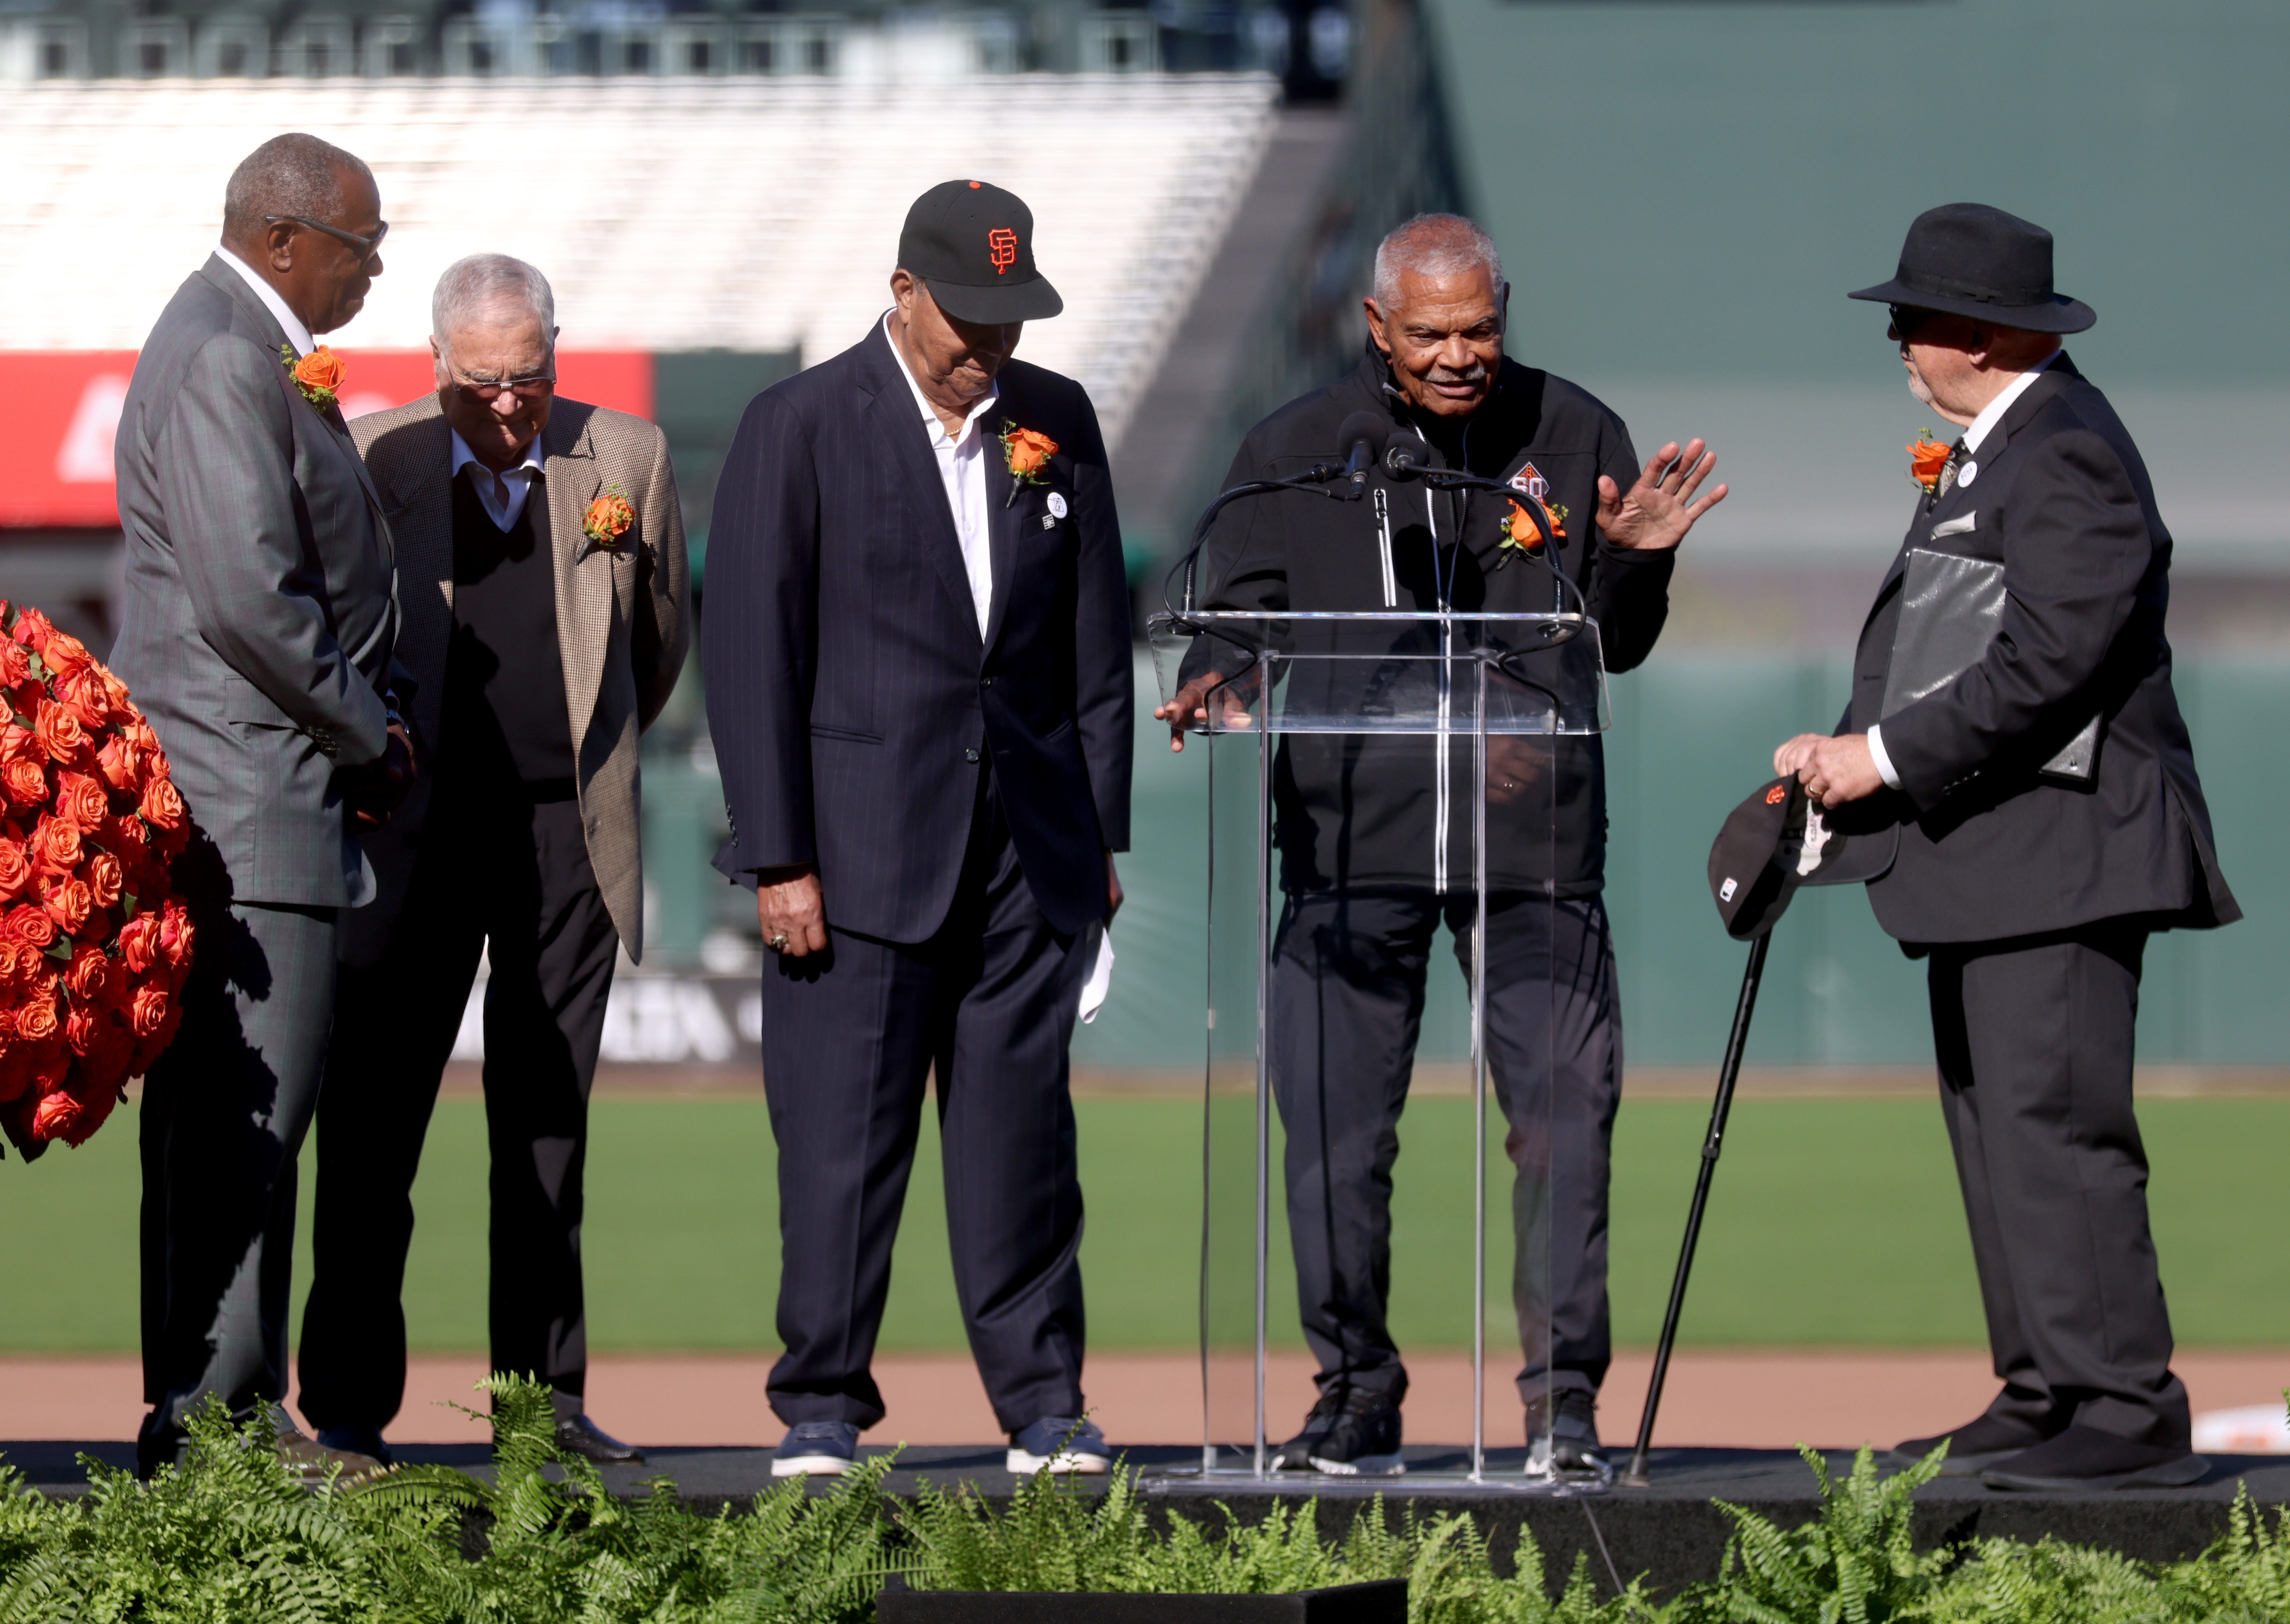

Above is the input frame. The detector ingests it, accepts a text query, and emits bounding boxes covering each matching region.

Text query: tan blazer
[343,393,690,964]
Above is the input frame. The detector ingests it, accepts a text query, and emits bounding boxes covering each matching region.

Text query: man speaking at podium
[1156,214,1725,1473]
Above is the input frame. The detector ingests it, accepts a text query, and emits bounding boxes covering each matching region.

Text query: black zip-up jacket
[1185,347,1673,897]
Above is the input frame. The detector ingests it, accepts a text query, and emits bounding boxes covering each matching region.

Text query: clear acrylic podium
[1144,610,1611,1489]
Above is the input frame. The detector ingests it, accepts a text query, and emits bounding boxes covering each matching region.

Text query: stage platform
[12,1441,2289,1596]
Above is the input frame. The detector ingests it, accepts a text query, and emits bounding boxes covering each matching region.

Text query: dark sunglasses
[265,213,389,260]
[1887,304,1939,343]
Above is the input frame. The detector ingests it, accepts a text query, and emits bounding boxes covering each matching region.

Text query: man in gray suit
[109,132,411,1479]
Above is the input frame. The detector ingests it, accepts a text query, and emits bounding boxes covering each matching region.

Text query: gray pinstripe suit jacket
[340,394,689,965]
[108,256,401,909]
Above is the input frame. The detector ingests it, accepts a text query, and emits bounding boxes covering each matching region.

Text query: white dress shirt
[1867,349,2061,791]
[884,312,997,636]
[214,245,315,356]
[451,430,546,532]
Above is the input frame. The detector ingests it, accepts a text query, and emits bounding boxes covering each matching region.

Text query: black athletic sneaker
[1271,1386,1404,1476]
[1527,1387,1605,1473]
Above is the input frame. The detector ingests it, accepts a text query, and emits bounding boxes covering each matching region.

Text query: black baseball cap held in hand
[898,179,1064,326]
[1708,777,1895,941]
[1848,202,2096,334]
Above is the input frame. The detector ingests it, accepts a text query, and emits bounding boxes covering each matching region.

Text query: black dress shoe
[1887,1410,2055,1476]
[316,1423,394,1468]
[1979,1424,2207,1492]
[555,1412,645,1464]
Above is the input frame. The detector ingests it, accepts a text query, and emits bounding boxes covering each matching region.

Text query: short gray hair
[1371,214,1505,311]
[222,133,372,242]
[431,254,557,355]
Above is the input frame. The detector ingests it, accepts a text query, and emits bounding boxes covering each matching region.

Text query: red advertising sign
[0,351,655,528]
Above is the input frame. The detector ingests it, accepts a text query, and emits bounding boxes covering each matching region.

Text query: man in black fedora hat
[704,180,1132,1477]
[1775,202,2237,1490]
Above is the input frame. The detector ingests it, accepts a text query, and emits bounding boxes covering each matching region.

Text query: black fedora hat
[898,179,1063,326]
[1848,202,2095,334]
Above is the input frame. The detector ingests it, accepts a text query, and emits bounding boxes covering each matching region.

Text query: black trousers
[759,783,1092,1435]
[297,787,619,1432]
[139,893,337,1469]
[1928,921,2190,1449]
[1270,890,1622,1411]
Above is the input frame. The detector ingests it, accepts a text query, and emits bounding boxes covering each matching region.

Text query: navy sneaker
[1272,1386,1404,1476]
[1008,1415,1110,1475]
[772,1419,861,1477]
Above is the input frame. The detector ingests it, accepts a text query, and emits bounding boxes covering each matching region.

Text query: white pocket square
[1929,512,1978,539]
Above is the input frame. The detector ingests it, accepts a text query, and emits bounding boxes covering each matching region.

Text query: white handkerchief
[1079,924,1116,1024]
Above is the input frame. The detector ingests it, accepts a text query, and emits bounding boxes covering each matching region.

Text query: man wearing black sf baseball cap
[898,178,1064,324]
[702,177,1130,1486]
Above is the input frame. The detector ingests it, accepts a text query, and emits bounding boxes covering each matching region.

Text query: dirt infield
[9,1348,2285,1454]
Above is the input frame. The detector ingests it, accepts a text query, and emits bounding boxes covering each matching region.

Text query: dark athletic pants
[759,782,1092,1435]
[139,892,337,1470]
[1270,890,1622,1413]
[1928,921,2191,1449]
[297,783,619,1432]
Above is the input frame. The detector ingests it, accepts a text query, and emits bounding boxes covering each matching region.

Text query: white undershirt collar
[214,245,315,356]
[1961,349,2059,456]
[450,428,546,532]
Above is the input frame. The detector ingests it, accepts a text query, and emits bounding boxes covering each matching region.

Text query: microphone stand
[1382,453,1582,617]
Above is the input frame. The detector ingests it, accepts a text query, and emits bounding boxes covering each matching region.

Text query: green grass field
[2,1091,2282,1353]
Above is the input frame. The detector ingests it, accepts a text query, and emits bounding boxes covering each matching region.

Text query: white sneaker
[1007,1415,1110,1474]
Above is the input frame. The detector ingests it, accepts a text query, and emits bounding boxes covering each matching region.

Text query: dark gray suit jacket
[1845,354,2237,943]
[108,256,401,909]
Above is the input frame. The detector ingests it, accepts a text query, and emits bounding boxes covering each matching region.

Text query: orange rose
[39,631,92,681]
[63,944,112,1007]
[582,491,636,549]
[0,640,28,689]
[117,913,160,975]
[55,668,109,732]
[95,735,142,795]
[1908,434,1952,492]
[2,904,55,949]
[157,899,194,970]
[121,718,161,758]
[34,700,86,766]
[54,771,109,831]
[0,836,26,903]
[101,668,132,711]
[9,607,56,651]
[0,941,23,986]
[84,850,123,910]
[129,981,170,1040]
[29,815,81,876]
[139,776,186,831]
[14,992,57,1045]
[293,345,348,397]
[0,756,44,811]
[1003,426,1057,478]
[41,875,91,937]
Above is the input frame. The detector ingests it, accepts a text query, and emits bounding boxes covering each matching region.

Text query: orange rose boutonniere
[1908,431,1952,494]
[1494,497,1565,567]
[282,344,347,413]
[581,486,636,558]
[997,422,1058,508]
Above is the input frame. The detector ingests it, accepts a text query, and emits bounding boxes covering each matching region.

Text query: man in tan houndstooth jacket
[296,253,689,1467]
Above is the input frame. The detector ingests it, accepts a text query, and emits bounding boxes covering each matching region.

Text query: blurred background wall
[3,0,2282,1071]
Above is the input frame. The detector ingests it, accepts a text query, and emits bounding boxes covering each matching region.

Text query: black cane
[1621,930,1771,1488]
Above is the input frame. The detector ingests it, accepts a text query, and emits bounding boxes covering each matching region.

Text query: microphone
[1383,442,1429,480]
[1333,412,1385,501]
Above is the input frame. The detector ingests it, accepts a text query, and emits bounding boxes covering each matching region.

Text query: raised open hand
[1596,439,1728,552]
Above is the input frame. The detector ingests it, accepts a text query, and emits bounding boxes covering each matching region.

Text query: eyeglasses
[445,363,556,404]
[1887,304,1937,344]
[265,214,389,261]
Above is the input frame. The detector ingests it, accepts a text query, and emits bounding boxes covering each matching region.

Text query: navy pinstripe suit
[704,321,1132,1432]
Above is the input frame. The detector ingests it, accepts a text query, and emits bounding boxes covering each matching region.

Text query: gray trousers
[1270,891,1622,1413]
[1928,921,2191,1449]
[139,893,337,1468]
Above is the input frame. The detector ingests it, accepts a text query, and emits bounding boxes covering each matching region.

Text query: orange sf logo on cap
[988,228,1018,274]
[1765,784,1787,805]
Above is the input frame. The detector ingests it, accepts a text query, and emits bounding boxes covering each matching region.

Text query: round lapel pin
[1047,491,1068,519]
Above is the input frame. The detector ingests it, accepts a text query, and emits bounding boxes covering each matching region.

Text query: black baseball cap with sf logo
[897,179,1064,326]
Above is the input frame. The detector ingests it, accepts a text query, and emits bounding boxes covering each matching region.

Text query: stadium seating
[0,75,1279,443]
